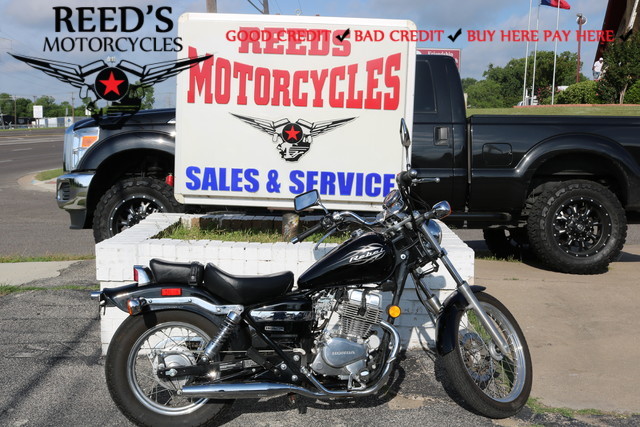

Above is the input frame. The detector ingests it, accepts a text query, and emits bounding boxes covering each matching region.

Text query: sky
[0,0,608,109]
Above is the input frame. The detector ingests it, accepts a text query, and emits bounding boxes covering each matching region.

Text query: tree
[466,80,506,108]
[461,77,478,93]
[132,82,155,110]
[484,51,587,106]
[598,33,640,104]
[35,96,58,117]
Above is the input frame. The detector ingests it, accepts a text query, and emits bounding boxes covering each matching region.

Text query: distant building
[596,0,640,60]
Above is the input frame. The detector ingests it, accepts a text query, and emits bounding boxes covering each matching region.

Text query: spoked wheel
[105,311,231,426]
[441,292,532,418]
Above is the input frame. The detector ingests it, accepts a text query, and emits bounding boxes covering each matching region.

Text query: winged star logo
[231,113,356,162]
[9,53,211,125]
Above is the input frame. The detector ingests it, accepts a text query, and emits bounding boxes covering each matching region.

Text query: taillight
[165,174,174,187]
[161,288,182,296]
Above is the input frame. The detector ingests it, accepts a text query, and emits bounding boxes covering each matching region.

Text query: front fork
[418,222,511,356]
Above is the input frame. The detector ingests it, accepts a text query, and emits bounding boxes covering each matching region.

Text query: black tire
[527,180,626,274]
[482,228,529,259]
[441,292,532,419]
[105,310,232,427]
[93,177,183,242]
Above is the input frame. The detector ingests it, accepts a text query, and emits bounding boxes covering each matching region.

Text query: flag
[541,0,570,9]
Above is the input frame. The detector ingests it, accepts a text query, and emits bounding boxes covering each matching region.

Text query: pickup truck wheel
[527,180,626,274]
[93,177,183,242]
[482,228,529,259]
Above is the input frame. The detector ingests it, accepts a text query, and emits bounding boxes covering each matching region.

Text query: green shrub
[556,80,599,104]
[623,80,640,104]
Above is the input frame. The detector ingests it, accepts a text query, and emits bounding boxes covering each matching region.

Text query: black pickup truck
[57,55,640,274]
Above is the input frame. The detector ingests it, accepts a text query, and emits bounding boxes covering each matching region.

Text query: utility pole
[13,95,17,128]
[576,14,587,83]
[206,0,217,13]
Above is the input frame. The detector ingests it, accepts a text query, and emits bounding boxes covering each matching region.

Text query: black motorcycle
[93,120,532,425]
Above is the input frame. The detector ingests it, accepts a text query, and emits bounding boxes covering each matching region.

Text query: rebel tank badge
[9,53,211,126]
[231,113,356,161]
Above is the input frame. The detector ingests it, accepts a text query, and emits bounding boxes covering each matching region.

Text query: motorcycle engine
[310,289,383,382]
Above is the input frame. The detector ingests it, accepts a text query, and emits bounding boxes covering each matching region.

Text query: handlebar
[290,222,323,244]
[397,169,440,187]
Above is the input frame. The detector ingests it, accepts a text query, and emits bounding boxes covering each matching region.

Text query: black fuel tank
[297,232,395,290]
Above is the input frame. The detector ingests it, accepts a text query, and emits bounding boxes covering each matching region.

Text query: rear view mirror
[399,118,411,148]
[294,190,320,212]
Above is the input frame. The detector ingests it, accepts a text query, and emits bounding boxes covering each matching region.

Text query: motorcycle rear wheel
[105,310,232,427]
[441,292,532,418]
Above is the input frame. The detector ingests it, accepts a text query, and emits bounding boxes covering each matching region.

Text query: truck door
[412,57,463,208]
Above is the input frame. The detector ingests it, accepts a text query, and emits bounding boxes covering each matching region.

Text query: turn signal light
[161,288,182,296]
[387,305,402,318]
[80,135,98,148]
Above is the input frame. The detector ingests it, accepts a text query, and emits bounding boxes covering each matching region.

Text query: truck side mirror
[294,190,320,212]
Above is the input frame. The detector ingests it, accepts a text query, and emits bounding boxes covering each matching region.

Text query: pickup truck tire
[527,180,627,274]
[93,177,184,242]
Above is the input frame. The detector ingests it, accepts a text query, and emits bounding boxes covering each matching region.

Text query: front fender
[77,131,175,170]
[435,285,486,356]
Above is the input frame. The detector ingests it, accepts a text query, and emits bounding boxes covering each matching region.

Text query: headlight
[426,220,442,245]
[63,124,100,171]
[382,189,404,215]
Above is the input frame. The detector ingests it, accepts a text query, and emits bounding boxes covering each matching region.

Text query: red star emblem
[99,72,125,96]
[284,125,301,141]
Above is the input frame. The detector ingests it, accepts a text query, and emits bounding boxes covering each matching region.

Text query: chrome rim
[551,197,611,257]
[457,303,527,403]
[110,195,162,235]
[126,321,210,415]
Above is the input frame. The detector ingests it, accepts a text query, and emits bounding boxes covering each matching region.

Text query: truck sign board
[175,13,416,210]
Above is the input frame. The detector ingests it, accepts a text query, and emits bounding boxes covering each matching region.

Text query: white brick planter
[96,213,474,355]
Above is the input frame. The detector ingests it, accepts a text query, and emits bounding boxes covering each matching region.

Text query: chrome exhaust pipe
[180,321,401,400]
[179,382,323,399]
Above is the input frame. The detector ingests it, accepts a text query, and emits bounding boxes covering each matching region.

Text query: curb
[18,172,57,193]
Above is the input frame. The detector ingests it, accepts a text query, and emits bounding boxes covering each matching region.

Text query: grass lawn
[467,105,640,117]
[35,168,63,181]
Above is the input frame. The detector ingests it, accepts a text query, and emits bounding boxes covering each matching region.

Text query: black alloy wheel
[527,180,626,274]
[93,177,183,242]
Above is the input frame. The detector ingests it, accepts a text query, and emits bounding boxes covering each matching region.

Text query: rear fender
[100,283,233,324]
[435,285,486,356]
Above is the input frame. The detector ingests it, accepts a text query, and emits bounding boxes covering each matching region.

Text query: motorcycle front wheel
[441,292,532,419]
[105,310,232,427]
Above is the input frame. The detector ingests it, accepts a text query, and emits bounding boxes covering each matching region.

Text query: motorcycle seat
[203,263,294,305]
[149,259,204,286]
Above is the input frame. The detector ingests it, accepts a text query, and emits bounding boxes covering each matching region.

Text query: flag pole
[551,0,561,104]
[522,0,534,105]
[531,1,541,105]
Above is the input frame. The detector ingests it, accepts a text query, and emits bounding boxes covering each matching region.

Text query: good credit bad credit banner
[175,13,416,210]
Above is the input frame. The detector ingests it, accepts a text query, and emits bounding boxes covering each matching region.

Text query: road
[0,128,95,257]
